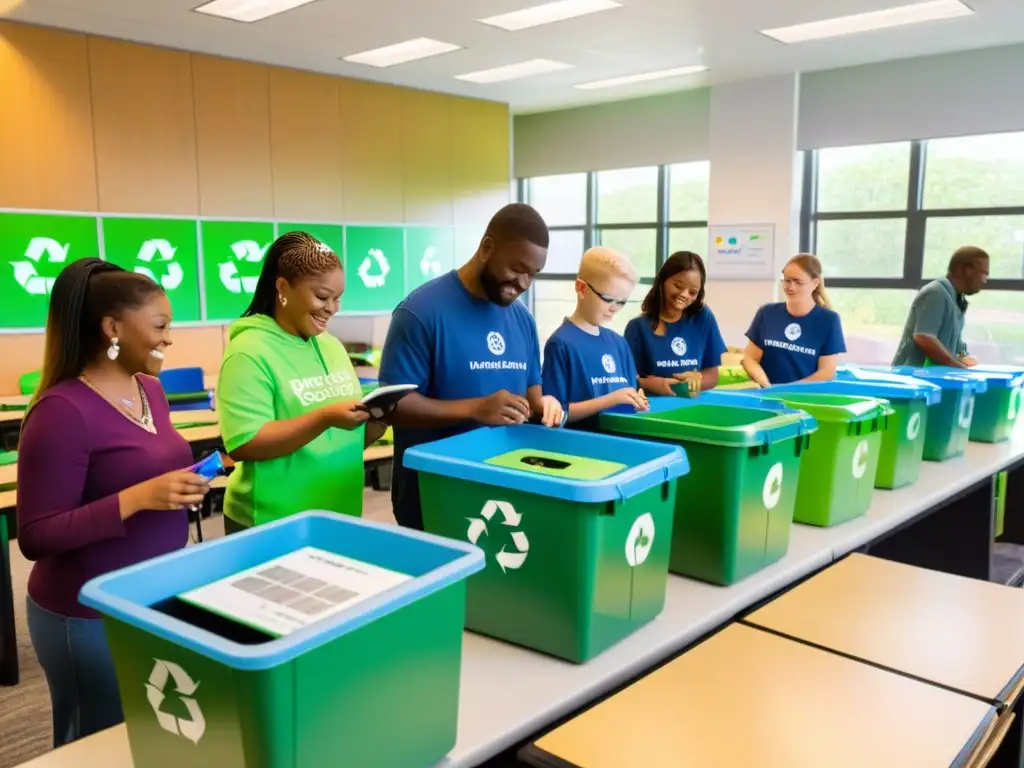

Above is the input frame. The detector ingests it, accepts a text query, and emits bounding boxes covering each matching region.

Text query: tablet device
[360,384,417,418]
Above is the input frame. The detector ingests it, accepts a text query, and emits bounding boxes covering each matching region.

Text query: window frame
[800,139,1024,292]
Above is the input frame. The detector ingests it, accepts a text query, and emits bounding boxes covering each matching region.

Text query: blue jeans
[25,596,124,748]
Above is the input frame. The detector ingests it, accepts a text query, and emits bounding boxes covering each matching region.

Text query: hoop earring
[107,337,120,361]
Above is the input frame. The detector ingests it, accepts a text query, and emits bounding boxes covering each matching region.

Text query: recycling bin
[886,366,989,460]
[769,372,941,490]
[921,365,1024,444]
[79,511,484,768]
[759,392,892,527]
[601,396,816,585]
[404,425,689,663]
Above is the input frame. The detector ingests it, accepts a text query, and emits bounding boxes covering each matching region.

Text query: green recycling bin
[601,395,816,585]
[79,512,484,768]
[771,372,942,490]
[760,392,892,527]
[405,425,689,663]
[922,365,1024,444]
[889,367,988,460]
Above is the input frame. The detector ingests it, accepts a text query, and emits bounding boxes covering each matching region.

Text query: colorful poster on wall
[102,217,202,322]
[278,223,344,256]
[706,224,776,280]
[404,227,455,292]
[0,212,100,328]
[343,226,405,313]
[200,221,276,322]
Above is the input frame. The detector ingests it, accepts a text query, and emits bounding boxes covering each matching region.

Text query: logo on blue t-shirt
[670,337,687,356]
[487,331,506,356]
[784,323,802,342]
[601,354,617,374]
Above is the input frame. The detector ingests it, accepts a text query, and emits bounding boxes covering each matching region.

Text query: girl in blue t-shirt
[743,254,846,386]
[624,251,728,397]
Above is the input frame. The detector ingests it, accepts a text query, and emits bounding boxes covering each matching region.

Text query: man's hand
[960,355,979,368]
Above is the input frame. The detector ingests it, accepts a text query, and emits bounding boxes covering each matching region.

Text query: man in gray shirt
[892,246,990,368]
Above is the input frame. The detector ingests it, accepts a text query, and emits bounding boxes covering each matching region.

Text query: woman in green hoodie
[217,232,384,533]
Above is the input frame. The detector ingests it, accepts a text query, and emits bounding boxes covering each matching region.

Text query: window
[521,163,710,344]
[802,131,1024,364]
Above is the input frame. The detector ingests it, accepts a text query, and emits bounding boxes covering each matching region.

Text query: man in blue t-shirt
[379,203,564,530]
[542,247,648,430]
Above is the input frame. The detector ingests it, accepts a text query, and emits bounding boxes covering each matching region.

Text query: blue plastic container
[79,512,484,768]
[920,365,1024,443]
[883,366,988,460]
[405,425,689,662]
[769,373,941,489]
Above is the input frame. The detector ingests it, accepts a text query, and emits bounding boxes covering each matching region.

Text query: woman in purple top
[17,259,210,747]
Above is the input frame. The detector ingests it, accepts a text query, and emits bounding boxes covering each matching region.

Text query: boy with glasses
[541,247,649,430]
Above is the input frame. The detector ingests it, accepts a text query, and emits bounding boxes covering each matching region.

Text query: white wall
[799,43,1024,149]
[513,88,710,177]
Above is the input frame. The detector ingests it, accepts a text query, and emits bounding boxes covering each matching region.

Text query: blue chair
[159,367,213,411]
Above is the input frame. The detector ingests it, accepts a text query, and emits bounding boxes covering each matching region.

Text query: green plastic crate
[760,392,892,527]
[405,425,689,663]
[79,512,484,768]
[601,398,816,585]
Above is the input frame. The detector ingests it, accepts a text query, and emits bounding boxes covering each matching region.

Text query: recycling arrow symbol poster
[200,220,275,322]
[102,218,202,322]
[1,213,98,328]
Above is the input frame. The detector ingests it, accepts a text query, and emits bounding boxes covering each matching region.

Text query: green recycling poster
[0,210,460,328]
[0,213,100,328]
[102,217,202,323]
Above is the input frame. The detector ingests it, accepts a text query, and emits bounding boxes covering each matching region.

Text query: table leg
[862,475,994,581]
[985,695,1024,768]
[0,513,19,686]
[996,462,1024,546]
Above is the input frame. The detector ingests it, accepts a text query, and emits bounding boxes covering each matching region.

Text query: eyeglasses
[585,282,629,308]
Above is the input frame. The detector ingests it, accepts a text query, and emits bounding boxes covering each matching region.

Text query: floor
[0,489,396,768]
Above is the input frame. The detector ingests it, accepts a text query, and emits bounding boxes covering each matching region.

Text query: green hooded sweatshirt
[217,314,364,527]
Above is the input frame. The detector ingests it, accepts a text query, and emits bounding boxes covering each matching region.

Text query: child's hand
[673,371,703,396]
[613,388,649,411]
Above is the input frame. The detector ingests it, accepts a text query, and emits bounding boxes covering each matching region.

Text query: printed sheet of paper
[178,547,411,638]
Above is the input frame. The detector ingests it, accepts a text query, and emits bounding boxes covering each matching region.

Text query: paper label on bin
[178,547,411,638]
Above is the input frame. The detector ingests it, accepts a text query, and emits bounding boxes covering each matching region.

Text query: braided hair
[243,231,342,317]
[36,258,164,399]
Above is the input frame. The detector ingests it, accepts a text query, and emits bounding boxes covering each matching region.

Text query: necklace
[80,374,155,432]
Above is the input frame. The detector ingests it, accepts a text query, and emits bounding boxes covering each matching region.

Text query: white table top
[15,430,1024,768]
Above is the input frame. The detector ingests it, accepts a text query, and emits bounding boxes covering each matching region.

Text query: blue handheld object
[190,451,225,480]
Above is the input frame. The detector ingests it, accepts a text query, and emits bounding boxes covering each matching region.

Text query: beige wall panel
[340,79,405,223]
[451,98,510,227]
[402,89,454,225]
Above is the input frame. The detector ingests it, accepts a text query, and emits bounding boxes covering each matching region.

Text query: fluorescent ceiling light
[478,0,621,31]
[342,38,462,68]
[193,0,318,22]
[761,0,974,44]
[456,59,573,84]
[576,65,707,90]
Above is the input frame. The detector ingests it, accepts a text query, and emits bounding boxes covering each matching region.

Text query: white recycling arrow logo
[420,246,441,278]
[625,513,655,567]
[1008,389,1021,421]
[145,659,205,745]
[358,248,390,289]
[134,239,184,290]
[467,500,529,573]
[906,412,922,441]
[219,240,267,294]
[852,439,870,480]
[959,394,975,429]
[762,462,784,510]
[11,237,69,296]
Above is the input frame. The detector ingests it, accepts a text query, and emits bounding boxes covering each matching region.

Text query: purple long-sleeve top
[17,375,192,618]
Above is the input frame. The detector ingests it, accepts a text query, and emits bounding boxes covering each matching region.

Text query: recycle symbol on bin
[467,500,529,573]
[145,659,206,745]
[134,239,183,290]
[1009,389,1022,421]
[11,237,69,296]
[219,240,267,294]
[959,394,975,428]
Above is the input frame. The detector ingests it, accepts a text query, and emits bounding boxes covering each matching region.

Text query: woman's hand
[611,387,649,411]
[120,470,210,519]
[322,401,372,431]
[537,395,564,428]
[673,370,703,397]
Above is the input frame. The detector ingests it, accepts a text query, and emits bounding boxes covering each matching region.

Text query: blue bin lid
[789,375,943,406]
[858,365,989,393]
[403,424,689,504]
[917,365,1024,390]
[78,512,485,670]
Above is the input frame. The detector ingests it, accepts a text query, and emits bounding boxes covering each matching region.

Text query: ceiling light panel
[342,38,462,68]
[193,0,319,23]
[478,0,622,31]
[761,0,975,44]
[456,58,573,84]
[576,65,707,90]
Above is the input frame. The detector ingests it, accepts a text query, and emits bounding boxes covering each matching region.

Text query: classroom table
[13,432,1023,767]
[521,623,1000,768]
